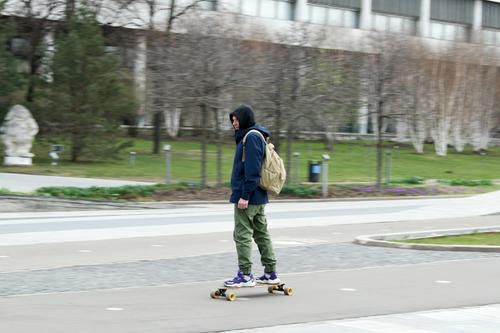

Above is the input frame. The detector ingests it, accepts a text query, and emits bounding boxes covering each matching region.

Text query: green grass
[1,136,500,184]
[398,232,500,246]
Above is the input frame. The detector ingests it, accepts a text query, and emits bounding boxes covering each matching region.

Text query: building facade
[2,0,500,138]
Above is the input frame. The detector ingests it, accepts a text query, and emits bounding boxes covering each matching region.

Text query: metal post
[322,154,330,198]
[293,152,300,184]
[163,145,171,184]
[128,152,136,167]
[385,151,392,184]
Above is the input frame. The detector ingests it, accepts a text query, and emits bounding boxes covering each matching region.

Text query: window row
[427,21,468,42]
[309,5,358,28]
[218,0,294,20]
[372,13,416,35]
[217,1,500,45]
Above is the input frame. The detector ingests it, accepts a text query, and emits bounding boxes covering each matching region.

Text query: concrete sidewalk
[0,172,155,193]
[234,303,500,333]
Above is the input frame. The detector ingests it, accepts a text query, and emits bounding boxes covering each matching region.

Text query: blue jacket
[230,124,270,205]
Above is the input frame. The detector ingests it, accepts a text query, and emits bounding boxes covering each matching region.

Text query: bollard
[49,151,59,166]
[129,152,136,167]
[49,144,64,166]
[385,151,392,184]
[163,144,172,184]
[293,152,300,184]
[322,154,330,198]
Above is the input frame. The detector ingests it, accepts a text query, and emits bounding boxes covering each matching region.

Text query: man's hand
[237,198,249,209]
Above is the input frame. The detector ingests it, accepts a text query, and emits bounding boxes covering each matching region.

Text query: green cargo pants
[233,204,277,274]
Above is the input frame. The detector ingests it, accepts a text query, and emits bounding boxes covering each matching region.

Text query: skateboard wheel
[226,293,236,301]
[284,287,293,296]
[210,290,221,299]
[267,286,276,294]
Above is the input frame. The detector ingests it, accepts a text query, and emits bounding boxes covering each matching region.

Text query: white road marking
[78,250,93,253]
[0,255,9,258]
[339,288,357,292]
[151,244,164,247]
[435,280,452,284]
[105,307,124,311]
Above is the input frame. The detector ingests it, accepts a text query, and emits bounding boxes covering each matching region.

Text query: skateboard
[210,283,293,301]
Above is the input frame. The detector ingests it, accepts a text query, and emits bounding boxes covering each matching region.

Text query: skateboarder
[224,104,280,288]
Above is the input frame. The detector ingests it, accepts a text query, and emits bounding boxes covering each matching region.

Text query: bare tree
[102,0,211,153]
[360,34,409,190]
[159,14,246,187]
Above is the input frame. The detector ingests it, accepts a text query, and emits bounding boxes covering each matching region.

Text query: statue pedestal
[4,156,32,166]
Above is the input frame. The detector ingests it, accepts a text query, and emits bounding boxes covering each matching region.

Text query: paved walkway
[234,303,500,333]
[0,173,154,193]
[1,173,500,332]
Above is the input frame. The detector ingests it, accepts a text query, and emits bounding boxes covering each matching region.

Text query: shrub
[36,183,191,199]
[389,176,425,185]
[280,185,319,197]
[0,188,11,194]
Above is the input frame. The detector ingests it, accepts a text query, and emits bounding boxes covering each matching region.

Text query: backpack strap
[242,130,267,162]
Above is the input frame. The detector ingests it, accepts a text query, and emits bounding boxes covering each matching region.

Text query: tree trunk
[71,133,81,162]
[286,125,293,183]
[200,103,208,187]
[213,107,223,187]
[273,100,282,154]
[375,104,384,192]
[152,111,162,154]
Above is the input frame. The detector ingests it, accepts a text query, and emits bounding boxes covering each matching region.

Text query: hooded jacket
[229,105,270,205]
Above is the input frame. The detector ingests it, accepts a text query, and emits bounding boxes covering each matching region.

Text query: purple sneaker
[224,271,256,287]
[256,272,280,284]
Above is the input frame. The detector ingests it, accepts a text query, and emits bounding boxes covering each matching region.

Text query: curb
[354,226,500,252]
[0,193,472,208]
[0,194,163,209]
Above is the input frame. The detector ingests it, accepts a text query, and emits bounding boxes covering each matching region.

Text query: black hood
[229,104,255,130]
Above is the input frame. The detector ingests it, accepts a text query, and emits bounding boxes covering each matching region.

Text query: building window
[310,5,328,24]
[234,0,293,20]
[241,0,259,16]
[260,0,277,18]
[309,5,357,28]
[483,29,500,46]
[327,7,357,28]
[429,21,468,42]
[373,13,415,35]
[276,1,294,20]
[198,0,217,11]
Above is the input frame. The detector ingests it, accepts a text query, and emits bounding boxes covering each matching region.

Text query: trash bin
[308,161,321,182]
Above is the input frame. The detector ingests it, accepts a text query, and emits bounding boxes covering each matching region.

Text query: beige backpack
[242,130,287,195]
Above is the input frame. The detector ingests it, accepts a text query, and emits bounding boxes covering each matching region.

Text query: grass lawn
[398,232,500,246]
[1,136,499,184]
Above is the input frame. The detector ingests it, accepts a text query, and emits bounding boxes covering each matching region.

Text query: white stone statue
[0,105,39,166]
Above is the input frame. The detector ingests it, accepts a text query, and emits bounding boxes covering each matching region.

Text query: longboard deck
[210,283,293,301]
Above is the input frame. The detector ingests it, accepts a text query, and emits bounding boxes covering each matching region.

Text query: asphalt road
[1,193,500,332]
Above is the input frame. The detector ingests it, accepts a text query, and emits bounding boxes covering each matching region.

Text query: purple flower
[384,188,408,193]
[356,187,374,193]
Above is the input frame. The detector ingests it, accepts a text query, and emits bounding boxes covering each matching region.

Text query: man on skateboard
[224,104,280,288]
